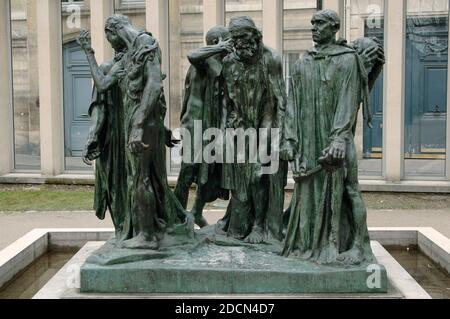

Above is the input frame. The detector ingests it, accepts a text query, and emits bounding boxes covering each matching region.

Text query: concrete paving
[1,209,449,251]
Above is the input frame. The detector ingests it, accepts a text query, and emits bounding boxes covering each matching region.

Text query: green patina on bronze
[215,16,289,244]
[281,10,385,265]
[174,26,232,228]
[78,14,194,251]
[81,230,388,294]
[79,11,388,294]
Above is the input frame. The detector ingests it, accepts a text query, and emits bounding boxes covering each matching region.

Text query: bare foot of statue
[214,219,227,235]
[121,234,159,250]
[337,245,364,265]
[244,226,264,244]
[194,213,209,228]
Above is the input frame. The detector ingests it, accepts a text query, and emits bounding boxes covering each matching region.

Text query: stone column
[383,0,405,181]
[0,0,13,175]
[263,0,282,52]
[146,0,169,105]
[146,0,169,74]
[27,0,40,164]
[168,0,181,131]
[322,0,345,36]
[204,0,225,37]
[146,0,170,172]
[91,0,114,64]
[447,7,450,181]
[37,0,64,176]
[322,0,342,13]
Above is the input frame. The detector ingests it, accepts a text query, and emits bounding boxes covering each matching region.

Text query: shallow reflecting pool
[0,246,449,299]
[0,250,77,299]
[387,246,450,299]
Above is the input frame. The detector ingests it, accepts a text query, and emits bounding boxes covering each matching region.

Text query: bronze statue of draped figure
[214,16,289,245]
[174,26,232,228]
[76,12,390,295]
[78,12,384,268]
[78,14,193,251]
[281,9,385,265]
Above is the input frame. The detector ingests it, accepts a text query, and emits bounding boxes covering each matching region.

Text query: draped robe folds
[89,61,127,241]
[89,32,191,245]
[179,56,229,202]
[219,47,288,241]
[282,44,375,264]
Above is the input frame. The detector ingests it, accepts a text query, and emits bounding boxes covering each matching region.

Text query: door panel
[363,22,384,158]
[63,41,92,158]
[405,16,448,159]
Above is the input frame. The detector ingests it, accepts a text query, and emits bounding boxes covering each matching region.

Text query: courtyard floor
[0,184,449,250]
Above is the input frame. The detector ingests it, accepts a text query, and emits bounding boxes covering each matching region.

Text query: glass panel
[61,0,93,171]
[405,0,448,177]
[226,0,263,30]
[282,0,317,93]
[10,0,40,170]
[168,0,204,174]
[114,0,146,31]
[348,0,385,177]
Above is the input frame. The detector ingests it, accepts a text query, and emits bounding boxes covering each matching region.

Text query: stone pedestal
[80,239,388,294]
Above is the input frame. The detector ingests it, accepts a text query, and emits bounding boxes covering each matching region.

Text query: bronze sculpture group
[78,10,385,267]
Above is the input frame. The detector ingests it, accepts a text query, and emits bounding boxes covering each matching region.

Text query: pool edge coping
[1,226,449,299]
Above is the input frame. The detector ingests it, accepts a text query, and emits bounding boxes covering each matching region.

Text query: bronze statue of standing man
[218,16,288,244]
[174,26,233,228]
[78,15,192,251]
[281,10,376,265]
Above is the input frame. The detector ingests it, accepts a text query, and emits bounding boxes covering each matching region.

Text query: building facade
[0,0,449,192]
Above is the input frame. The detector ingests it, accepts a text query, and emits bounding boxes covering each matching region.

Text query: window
[10,0,40,170]
[168,0,204,174]
[61,0,93,171]
[114,0,146,31]
[282,0,318,92]
[348,0,385,177]
[404,0,448,178]
[226,0,263,29]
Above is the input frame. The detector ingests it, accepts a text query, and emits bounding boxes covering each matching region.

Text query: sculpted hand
[218,38,234,54]
[292,161,307,183]
[165,128,181,148]
[360,46,379,70]
[328,140,346,161]
[82,136,101,166]
[128,128,149,154]
[317,141,346,172]
[77,30,93,53]
[360,39,385,71]
[280,147,295,162]
[82,150,101,166]
[372,37,385,65]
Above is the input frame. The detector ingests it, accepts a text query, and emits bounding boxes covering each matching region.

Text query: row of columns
[0,0,444,182]
[0,0,13,175]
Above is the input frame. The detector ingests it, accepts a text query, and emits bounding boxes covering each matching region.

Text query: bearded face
[232,30,260,62]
